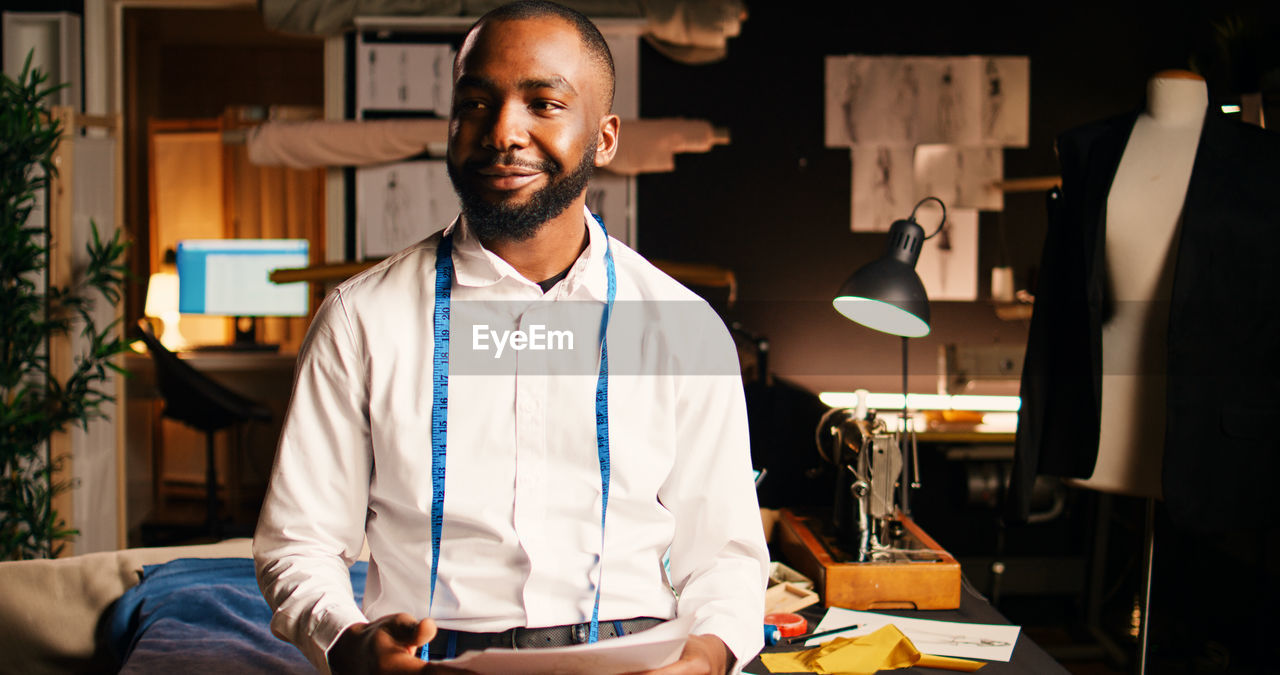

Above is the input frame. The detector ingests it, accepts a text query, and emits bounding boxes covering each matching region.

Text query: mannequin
[1011,60,1280,536]
[1073,70,1207,497]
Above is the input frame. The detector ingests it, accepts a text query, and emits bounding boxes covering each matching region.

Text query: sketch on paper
[914,145,1003,211]
[826,53,1028,230]
[809,606,1020,662]
[357,42,453,114]
[915,207,978,301]
[826,56,1002,148]
[357,161,458,258]
[826,56,924,147]
[929,57,982,145]
[851,146,915,232]
[981,56,1030,147]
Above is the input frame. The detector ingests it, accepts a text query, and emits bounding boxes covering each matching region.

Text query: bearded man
[253,3,767,674]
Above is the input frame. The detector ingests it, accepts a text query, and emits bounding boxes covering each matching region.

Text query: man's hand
[624,633,735,675]
[328,613,474,675]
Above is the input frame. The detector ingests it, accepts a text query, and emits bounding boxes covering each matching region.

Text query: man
[253,2,767,674]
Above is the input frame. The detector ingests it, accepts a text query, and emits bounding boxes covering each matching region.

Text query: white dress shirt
[253,206,768,673]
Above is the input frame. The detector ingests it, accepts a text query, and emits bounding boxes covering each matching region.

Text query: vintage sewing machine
[775,398,961,610]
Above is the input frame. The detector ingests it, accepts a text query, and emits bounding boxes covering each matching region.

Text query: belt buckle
[571,623,590,644]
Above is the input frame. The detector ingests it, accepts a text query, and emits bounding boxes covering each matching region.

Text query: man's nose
[483,103,529,152]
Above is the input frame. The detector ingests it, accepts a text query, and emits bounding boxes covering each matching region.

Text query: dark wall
[635,2,1272,393]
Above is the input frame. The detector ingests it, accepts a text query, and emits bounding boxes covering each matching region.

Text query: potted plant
[1,54,129,560]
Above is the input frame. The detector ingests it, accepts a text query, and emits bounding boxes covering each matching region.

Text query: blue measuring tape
[423,215,616,659]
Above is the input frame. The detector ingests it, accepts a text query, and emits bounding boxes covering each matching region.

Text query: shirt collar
[444,205,611,302]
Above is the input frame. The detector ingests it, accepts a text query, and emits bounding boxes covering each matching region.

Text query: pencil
[784,624,862,644]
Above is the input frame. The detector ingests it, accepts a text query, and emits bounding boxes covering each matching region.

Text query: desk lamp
[832,196,946,517]
[144,271,187,351]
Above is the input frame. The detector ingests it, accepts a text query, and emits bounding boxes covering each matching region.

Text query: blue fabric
[106,557,368,674]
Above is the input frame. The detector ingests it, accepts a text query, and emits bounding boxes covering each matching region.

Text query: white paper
[916,207,979,301]
[850,145,915,232]
[913,145,1003,211]
[440,614,692,675]
[807,606,1021,662]
[826,55,927,148]
[357,160,457,257]
[827,55,1012,148]
[357,42,452,114]
[980,56,1030,147]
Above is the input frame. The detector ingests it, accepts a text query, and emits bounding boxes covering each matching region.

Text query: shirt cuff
[691,617,762,675]
[311,603,370,675]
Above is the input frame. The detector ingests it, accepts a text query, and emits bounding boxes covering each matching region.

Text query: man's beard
[448,143,596,243]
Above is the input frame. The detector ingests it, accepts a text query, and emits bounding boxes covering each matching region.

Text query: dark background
[637,1,1279,395]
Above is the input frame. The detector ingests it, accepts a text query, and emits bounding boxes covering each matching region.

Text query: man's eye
[531,100,564,112]
[456,99,487,112]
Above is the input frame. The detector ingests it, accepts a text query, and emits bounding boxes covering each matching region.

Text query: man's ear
[594,114,620,167]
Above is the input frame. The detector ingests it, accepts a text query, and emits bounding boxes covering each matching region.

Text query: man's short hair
[464,0,616,111]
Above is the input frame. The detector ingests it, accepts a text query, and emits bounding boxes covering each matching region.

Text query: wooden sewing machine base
[775,508,961,610]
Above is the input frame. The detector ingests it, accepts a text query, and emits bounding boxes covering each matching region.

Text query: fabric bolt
[244,118,721,175]
[246,118,449,169]
[108,557,368,674]
[253,205,768,674]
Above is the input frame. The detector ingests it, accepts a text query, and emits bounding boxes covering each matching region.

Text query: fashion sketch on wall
[357,42,453,115]
[850,145,915,232]
[356,160,458,258]
[915,207,978,301]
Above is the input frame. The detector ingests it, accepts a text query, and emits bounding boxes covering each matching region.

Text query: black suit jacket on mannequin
[1008,109,1280,533]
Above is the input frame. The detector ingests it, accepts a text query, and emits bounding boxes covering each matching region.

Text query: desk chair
[137,318,272,541]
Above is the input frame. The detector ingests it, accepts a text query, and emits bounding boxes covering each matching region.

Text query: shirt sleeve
[658,318,769,674]
[253,291,372,674]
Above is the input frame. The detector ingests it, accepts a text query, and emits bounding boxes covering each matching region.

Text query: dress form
[1073,71,1207,497]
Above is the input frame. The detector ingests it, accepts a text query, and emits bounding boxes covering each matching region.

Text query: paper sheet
[913,145,1003,212]
[356,42,452,114]
[807,607,1020,662]
[850,145,915,232]
[439,614,692,675]
[915,207,979,301]
[356,160,457,257]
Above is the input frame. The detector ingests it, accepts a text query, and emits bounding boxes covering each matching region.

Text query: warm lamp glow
[144,272,187,351]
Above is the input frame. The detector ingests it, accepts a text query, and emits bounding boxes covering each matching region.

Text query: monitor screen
[177,239,309,317]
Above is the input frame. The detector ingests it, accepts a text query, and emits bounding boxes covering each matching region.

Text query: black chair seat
[137,318,272,541]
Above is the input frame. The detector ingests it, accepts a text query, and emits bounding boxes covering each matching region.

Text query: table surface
[746,579,1067,674]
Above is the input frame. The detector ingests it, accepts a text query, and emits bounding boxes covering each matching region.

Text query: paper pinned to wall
[914,144,1003,211]
[825,55,1028,149]
[826,55,931,147]
[356,160,457,258]
[356,42,453,115]
[916,206,979,301]
[980,56,1031,147]
[850,145,915,232]
[828,53,1028,233]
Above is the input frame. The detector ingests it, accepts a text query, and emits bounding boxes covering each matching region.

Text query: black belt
[427,617,664,659]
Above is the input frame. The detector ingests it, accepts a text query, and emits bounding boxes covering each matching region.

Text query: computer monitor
[176,239,309,349]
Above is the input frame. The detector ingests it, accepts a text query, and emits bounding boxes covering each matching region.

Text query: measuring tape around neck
[424,214,617,658]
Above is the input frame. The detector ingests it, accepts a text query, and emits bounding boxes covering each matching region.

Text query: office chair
[137,318,272,541]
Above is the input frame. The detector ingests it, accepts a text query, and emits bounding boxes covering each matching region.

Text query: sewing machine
[775,403,961,610]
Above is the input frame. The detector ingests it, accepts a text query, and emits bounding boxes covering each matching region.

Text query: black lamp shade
[832,218,932,337]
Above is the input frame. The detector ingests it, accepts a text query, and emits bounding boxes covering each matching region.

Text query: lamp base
[775,508,961,610]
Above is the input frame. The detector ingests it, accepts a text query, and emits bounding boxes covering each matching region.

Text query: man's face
[447,16,617,242]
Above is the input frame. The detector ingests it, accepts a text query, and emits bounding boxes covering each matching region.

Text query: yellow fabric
[759,624,986,674]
